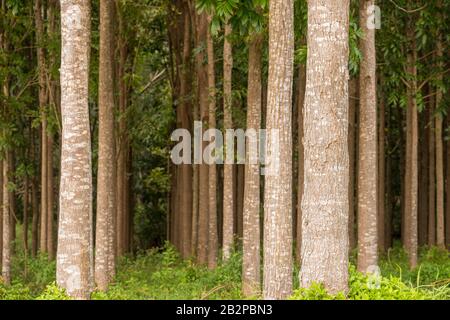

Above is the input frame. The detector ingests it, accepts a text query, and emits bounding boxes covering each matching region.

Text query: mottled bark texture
[57,0,93,300]
[296,63,306,263]
[35,0,49,255]
[95,0,116,291]
[263,0,294,300]
[300,0,350,294]
[348,77,357,250]
[435,23,444,249]
[2,158,10,285]
[222,22,234,261]
[195,12,209,265]
[378,87,386,252]
[206,16,218,269]
[357,0,378,273]
[242,34,262,297]
[405,16,418,268]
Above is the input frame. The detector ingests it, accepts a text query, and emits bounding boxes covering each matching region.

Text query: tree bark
[2,158,10,285]
[242,33,262,297]
[405,16,418,267]
[301,0,350,294]
[378,83,385,253]
[222,22,234,261]
[263,0,294,300]
[194,12,209,265]
[95,0,117,291]
[348,77,357,251]
[206,15,218,269]
[435,23,444,249]
[35,0,49,255]
[357,0,378,273]
[57,0,93,299]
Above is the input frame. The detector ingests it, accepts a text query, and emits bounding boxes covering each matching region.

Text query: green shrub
[36,282,71,300]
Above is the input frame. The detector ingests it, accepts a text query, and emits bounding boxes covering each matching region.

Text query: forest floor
[1,231,449,300]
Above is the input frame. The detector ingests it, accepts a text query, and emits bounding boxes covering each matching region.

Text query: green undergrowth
[0,242,448,300]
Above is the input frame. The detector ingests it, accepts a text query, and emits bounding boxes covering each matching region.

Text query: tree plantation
[0,0,449,301]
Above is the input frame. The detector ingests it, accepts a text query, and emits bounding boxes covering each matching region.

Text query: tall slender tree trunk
[418,103,429,246]
[206,15,218,269]
[385,106,393,249]
[301,0,350,294]
[357,0,378,273]
[116,3,128,257]
[242,33,262,297]
[23,175,29,253]
[35,0,48,255]
[435,21,445,249]
[46,1,58,261]
[57,0,93,299]
[378,85,385,253]
[178,6,193,259]
[263,0,294,300]
[195,12,209,265]
[295,62,306,263]
[95,0,117,291]
[222,22,234,261]
[446,114,450,249]
[405,15,418,267]
[428,98,436,246]
[2,157,10,285]
[0,160,2,267]
[348,77,357,250]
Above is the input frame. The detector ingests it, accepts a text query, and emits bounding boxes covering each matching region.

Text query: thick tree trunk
[222,22,234,261]
[263,0,294,300]
[301,0,350,294]
[242,34,262,297]
[57,0,93,300]
[95,0,117,291]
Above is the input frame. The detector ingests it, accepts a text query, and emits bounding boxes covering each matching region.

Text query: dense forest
[0,0,449,301]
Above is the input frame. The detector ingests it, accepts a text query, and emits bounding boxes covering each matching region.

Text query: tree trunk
[194,12,209,265]
[301,0,350,294]
[405,17,418,267]
[357,0,378,273]
[35,0,49,255]
[348,77,357,251]
[263,0,294,300]
[418,102,429,246]
[428,97,436,247]
[378,84,385,253]
[2,158,10,285]
[435,24,444,249]
[95,0,117,291]
[57,0,93,300]
[181,11,193,259]
[222,22,234,261]
[206,15,218,269]
[295,62,306,263]
[242,33,263,297]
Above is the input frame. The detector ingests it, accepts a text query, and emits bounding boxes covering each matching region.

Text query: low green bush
[1,242,448,300]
